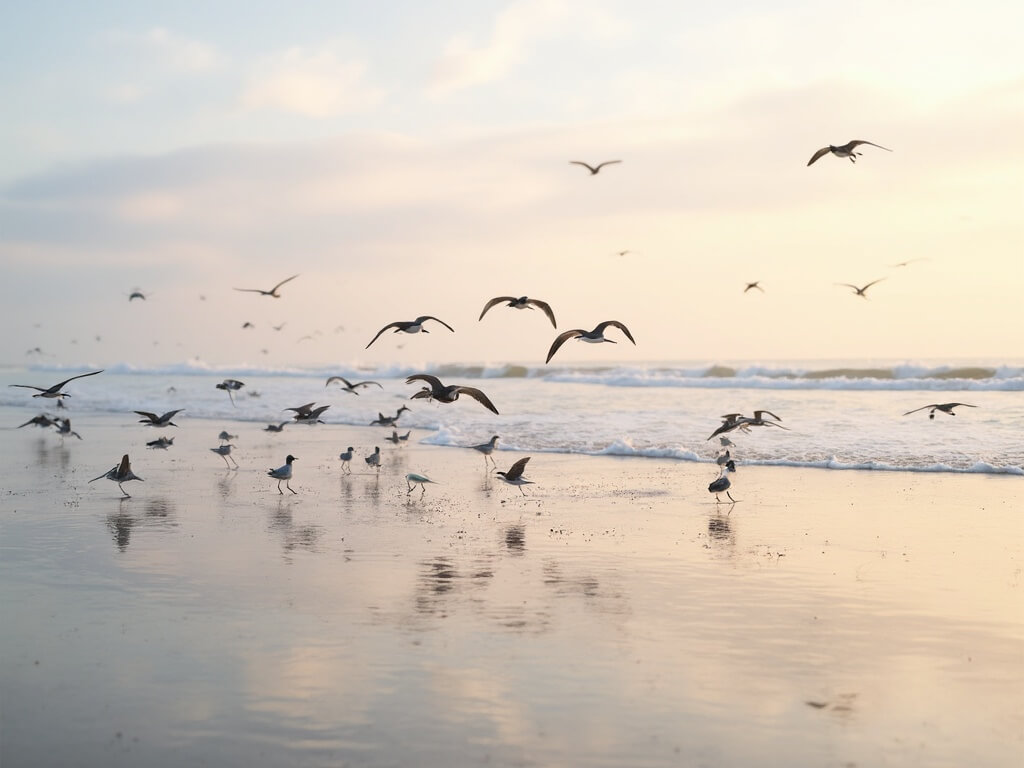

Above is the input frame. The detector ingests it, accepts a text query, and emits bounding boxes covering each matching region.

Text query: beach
[2,405,1021,767]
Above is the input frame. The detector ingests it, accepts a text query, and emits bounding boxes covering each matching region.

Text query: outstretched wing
[284,402,315,414]
[118,454,131,476]
[595,320,635,344]
[527,298,557,328]
[455,386,499,415]
[546,330,583,364]
[417,316,455,333]
[479,297,516,321]
[270,274,300,293]
[366,322,404,349]
[352,380,383,390]
[233,287,267,294]
[753,409,782,422]
[860,278,885,293]
[406,374,443,391]
[134,411,158,422]
[569,161,597,173]
[806,146,831,166]
[161,409,184,420]
[593,160,622,172]
[903,404,939,416]
[850,140,892,152]
[505,457,531,481]
[52,370,104,391]
[326,375,353,388]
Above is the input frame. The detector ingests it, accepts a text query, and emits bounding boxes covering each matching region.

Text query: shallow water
[2,412,1022,767]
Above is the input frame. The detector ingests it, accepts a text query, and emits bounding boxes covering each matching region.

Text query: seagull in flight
[135,409,184,428]
[889,258,929,268]
[570,160,622,175]
[216,379,245,406]
[836,279,885,298]
[546,321,635,364]
[903,402,977,419]
[494,457,534,495]
[406,374,499,415]
[9,370,104,399]
[128,290,147,301]
[807,140,892,166]
[371,406,411,427]
[479,296,557,328]
[325,376,383,394]
[365,316,454,349]
[233,274,299,298]
[744,282,764,293]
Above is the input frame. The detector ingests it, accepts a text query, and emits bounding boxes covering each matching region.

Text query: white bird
[339,447,354,473]
[569,160,622,175]
[365,446,382,472]
[268,455,297,494]
[546,321,635,364]
[495,457,534,496]
[365,316,455,349]
[807,140,891,166]
[708,460,737,503]
[406,472,437,496]
[89,454,143,498]
[233,274,299,298]
[903,402,977,420]
[479,296,557,328]
[469,435,500,468]
[210,444,239,469]
[9,369,104,399]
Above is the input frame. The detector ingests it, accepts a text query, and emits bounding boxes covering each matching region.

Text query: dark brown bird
[365,316,454,349]
[545,321,635,364]
[903,403,977,420]
[836,279,885,298]
[479,296,557,328]
[570,160,622,175]
[9,370,104,399]
[233,274,299,298]
[807,140,891,166]
[406,374,499,415]
[135,409,184,427]
[325,376,383,394]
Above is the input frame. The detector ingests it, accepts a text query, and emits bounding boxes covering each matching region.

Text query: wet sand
[2,407,1022,767]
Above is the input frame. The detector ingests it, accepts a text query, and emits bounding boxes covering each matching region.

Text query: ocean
[3,360,1022,475]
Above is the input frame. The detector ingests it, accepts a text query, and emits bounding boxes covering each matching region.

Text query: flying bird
[128,291,146,301]
[386,430,411,445]
[494,457,534,495]
[55,418,82,441]
[17,414,59,429]
[135,409,184,428]
[267,455,297,494]
[216,379,245,406]
[570,160,622,175]
[285,402,330,424]
[325,376,383,394]
[406,374,499,415]
[146,437,174,450]
[264,422,288,432]
[836,279,885,298]
[889,258,929,268]
[371,406,411,427]
[89,454,143,498]
[903,402,977,419]
[233,274,299,298]
[365,316,455,349]
[479,296,557,328]
[9,370,104,399]
[807,140,892,166]
[545,321,635,364]
[744,282,764,293]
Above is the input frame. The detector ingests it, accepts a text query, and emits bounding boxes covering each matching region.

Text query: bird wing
[53,370,104,390]
[270,274,299,293]
[134,411,158,421]
[505,457,531,481]
[284,402,315,414]
[850,140,892,152]
[594,160,622,171]
[325,375,352,388]
[527,299,557,328]
[117,455,131,476]
[9,384,46,392]
[807,147,831,166]
[406,374,443,391]
[836,283,860,292]
[546,330,583,363]
[366,322,404,348]
[479,297,516,321]
[309,405,331,418]
[162,409,184,420]
[951,403,977,408]
[418,316,455,333]
[569,161,597,173]
[903,404,939,415]
[454,386,499,415]
[233,287,268,294]
[754,409,782,422]
[595,320,636,344]
[860,278,885,292]
[707,422,740,440]
[354,381,383,390]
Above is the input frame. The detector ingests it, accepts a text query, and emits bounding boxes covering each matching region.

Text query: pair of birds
[404,457,535,496]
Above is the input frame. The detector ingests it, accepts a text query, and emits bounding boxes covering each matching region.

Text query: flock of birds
[10,145,978,504]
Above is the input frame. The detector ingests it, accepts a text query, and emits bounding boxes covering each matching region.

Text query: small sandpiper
[406,472,437,496]
[364,446,382,472]
[339,447,354,473]
[469,435,500,468]
[211,444,239,469]
[708,460,737,504]
[218,430,238,443]
[268,455,297,494]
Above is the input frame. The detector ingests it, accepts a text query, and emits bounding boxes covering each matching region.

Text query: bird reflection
[105,497,177,551]
[267,500,323,558]
[503,524,526,556]
[106,508,135,552]
[707,513,736,551]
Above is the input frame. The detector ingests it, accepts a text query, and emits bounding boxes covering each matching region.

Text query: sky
[2,0,1022,369]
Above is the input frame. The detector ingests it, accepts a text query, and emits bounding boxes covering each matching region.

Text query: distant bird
[218,430,238,443]
[387,430,411,445]
[365,446,381,472]
[365,316,455,349]
[210,444,239,469]
[807,140,892,166]
[216,379,245,406]
[889,258,929,268]
[406,374,499,414]
[128,291,146,301]
[9,370,103,399]
[836,279,885,298]
[55,418,82,441]
[242,322,254,329]
[903,402,977,420]
[285,402,330,424]
[716,450,731,466]
[545,321,635,364]
[135,409,184,428]
[745,410,787,429]
[89,454,143,498]
[264,422,288,432]
[272,322,286,331]
[708,460,737,503]
[570,160,621,175]
[17,414,59,429]
[707,414,750,441]
[479,296,557,328]
[744,282,764,293]
[339,447,354,473]
[469,435,500,468]
[325,376,383,394]
[494,457,534,495]
[268,455,297,494]
[371,406,411,427]
[146,436,174,450]
[233,274,299,298]
[719,436,736,449]
[406,472,437,496]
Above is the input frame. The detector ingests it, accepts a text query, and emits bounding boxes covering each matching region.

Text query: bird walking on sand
[807,140,891,166]
[89,454,143,498]
[9,370,104,399]
[708,460,737,504]
[339,447,354,473]
[211,444,239,469]
[495,457,534,496]
[365,315,455,349]
[268,455,297,494]
[216,379,245,406]
[479,296,557,328]
[233,274,299,298]
[903,402,977,419]
[136,409,184,428]
[570,160,622,175]
[744,282,764,293]
[365,446,382,472]
[55,418,82,441]
[469,435,500,468]
[406,472,437,496]
[836,279,885,298]
[325,375,383,394]
[371,406,411,427]
[546,321,635,364]
[406,374,499,414]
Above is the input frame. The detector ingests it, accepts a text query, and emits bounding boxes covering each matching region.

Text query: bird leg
[118,483,130,498]
[519,486,527,496]
[727,491,736,503]
[221,454,232,469]
[277,479,284,494]
[407,481,414,494]
[287,481,296,495]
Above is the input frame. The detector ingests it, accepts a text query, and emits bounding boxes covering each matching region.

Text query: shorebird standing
[807,140,892,166]
[545,321,635,364]
[210,444,239,469]
[325,376,383,394]
[9,370,104,399]
[55,418,82,441]
[478,296,557,328]
[903,402,977,420]
[371,406,411,427]
[569,160,622,175]
[708,460,737,503]
[365,316,455,349]
[216,379,245,406]
[836,279,885,299]
[233,274,299,298]
[365,446,382,472]
[135,409,184,428]
[268,455,297,494]
[339,447,354,473]
[405,374,499,414]
[89,454,143,498]
[469,435,500,468]
[406,472,436,496]
[495,457,534,496]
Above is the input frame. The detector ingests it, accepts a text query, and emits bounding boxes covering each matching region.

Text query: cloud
[106,27,226,73]
[241,46,384,118]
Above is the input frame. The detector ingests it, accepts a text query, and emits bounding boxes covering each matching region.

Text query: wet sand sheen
[1,408,1021,767]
